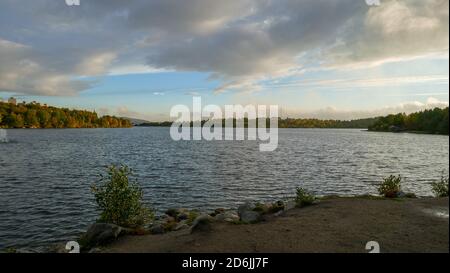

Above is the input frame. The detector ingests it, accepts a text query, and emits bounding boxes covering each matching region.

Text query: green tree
[91,165,153,228]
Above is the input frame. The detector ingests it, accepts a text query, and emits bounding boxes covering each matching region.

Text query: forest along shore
[103,197,449,253]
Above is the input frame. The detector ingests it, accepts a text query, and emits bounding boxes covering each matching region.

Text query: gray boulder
[174,220,190,231]
[150,223,165,234]
[190,215,214,234]
[238,202,262,223]
[397,191,406,198]
[238,202,254,216]
[215,211,239,222]
[88,247,102,253]
[82,223,122,247]
[273,210,284,217]
[240,210,262,223]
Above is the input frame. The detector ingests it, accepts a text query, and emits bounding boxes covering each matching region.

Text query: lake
[0,127,448,249]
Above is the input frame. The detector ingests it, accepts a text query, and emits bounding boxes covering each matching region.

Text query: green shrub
[253,202,268,213]
[91,165,153,228]
[378,175,402,198]
[4,247,16,253]
[295,187,315,207]
[431,175,449,197]
[187,210,200,225]
[251,201,285,214]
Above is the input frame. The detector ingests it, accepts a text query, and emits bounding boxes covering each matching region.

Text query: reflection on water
[0,129,7,143]
[0,127,448,248]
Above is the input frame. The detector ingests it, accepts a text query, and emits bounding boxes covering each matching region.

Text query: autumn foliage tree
[0,101,132,129]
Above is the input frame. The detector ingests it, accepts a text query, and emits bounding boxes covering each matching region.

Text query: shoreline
[4,195,448,253]
[99,196,449,253]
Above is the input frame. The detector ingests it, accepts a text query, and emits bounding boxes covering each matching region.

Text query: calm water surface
[0,127,448,248]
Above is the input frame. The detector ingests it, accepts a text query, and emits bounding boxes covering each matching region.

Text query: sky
[0,0,448,121]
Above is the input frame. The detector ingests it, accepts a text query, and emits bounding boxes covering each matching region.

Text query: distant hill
[122,117,151,126]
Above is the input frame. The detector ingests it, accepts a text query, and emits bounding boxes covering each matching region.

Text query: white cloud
[260,75,449,91]
[0,38,91,96]
[282,97,449,120]
[75,52,116,76]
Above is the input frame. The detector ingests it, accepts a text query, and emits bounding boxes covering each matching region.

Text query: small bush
[378,175,402,198]
[91,165,153,228]
[431,175,449,197]
[187,210,200,225]
[295,187,315,207]
[4,247,16,253]
[253,202,268,213]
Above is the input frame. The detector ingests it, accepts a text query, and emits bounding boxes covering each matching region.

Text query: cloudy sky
[0,0,448,120]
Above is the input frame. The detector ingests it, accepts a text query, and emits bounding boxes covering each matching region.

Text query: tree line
[0,101,132,129]
[368,107,449,135]
[139,117,378,128]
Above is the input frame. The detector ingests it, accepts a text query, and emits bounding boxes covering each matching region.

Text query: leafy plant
[295,187,315,207]
[253,202,268,213]
[431,174,449,197]
[91,165,153,228]
[378,175,402,198]
[4,247,16,253]
[186,210,200,225]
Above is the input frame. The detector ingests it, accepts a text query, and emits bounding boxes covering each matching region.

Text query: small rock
[273,210,284,217]
[174,220,189,231]
[88,247,102,253]
[209,208,225,217]
[165,216,176,223]
[238,202,254,216]
[215,211,239,222]
[150,224,165,234]
[240,210,262,223]
[190,215,214,234]
[397,191,406,198]
[47,243,68,253]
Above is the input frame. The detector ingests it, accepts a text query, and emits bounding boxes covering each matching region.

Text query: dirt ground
[104,197,449,253]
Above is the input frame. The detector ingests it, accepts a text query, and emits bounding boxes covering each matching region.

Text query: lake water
[0,127,448,249]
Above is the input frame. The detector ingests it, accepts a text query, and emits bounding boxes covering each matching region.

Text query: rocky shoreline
[103,196,449,253]
[77,198,300,253]
[6,194,449,253]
